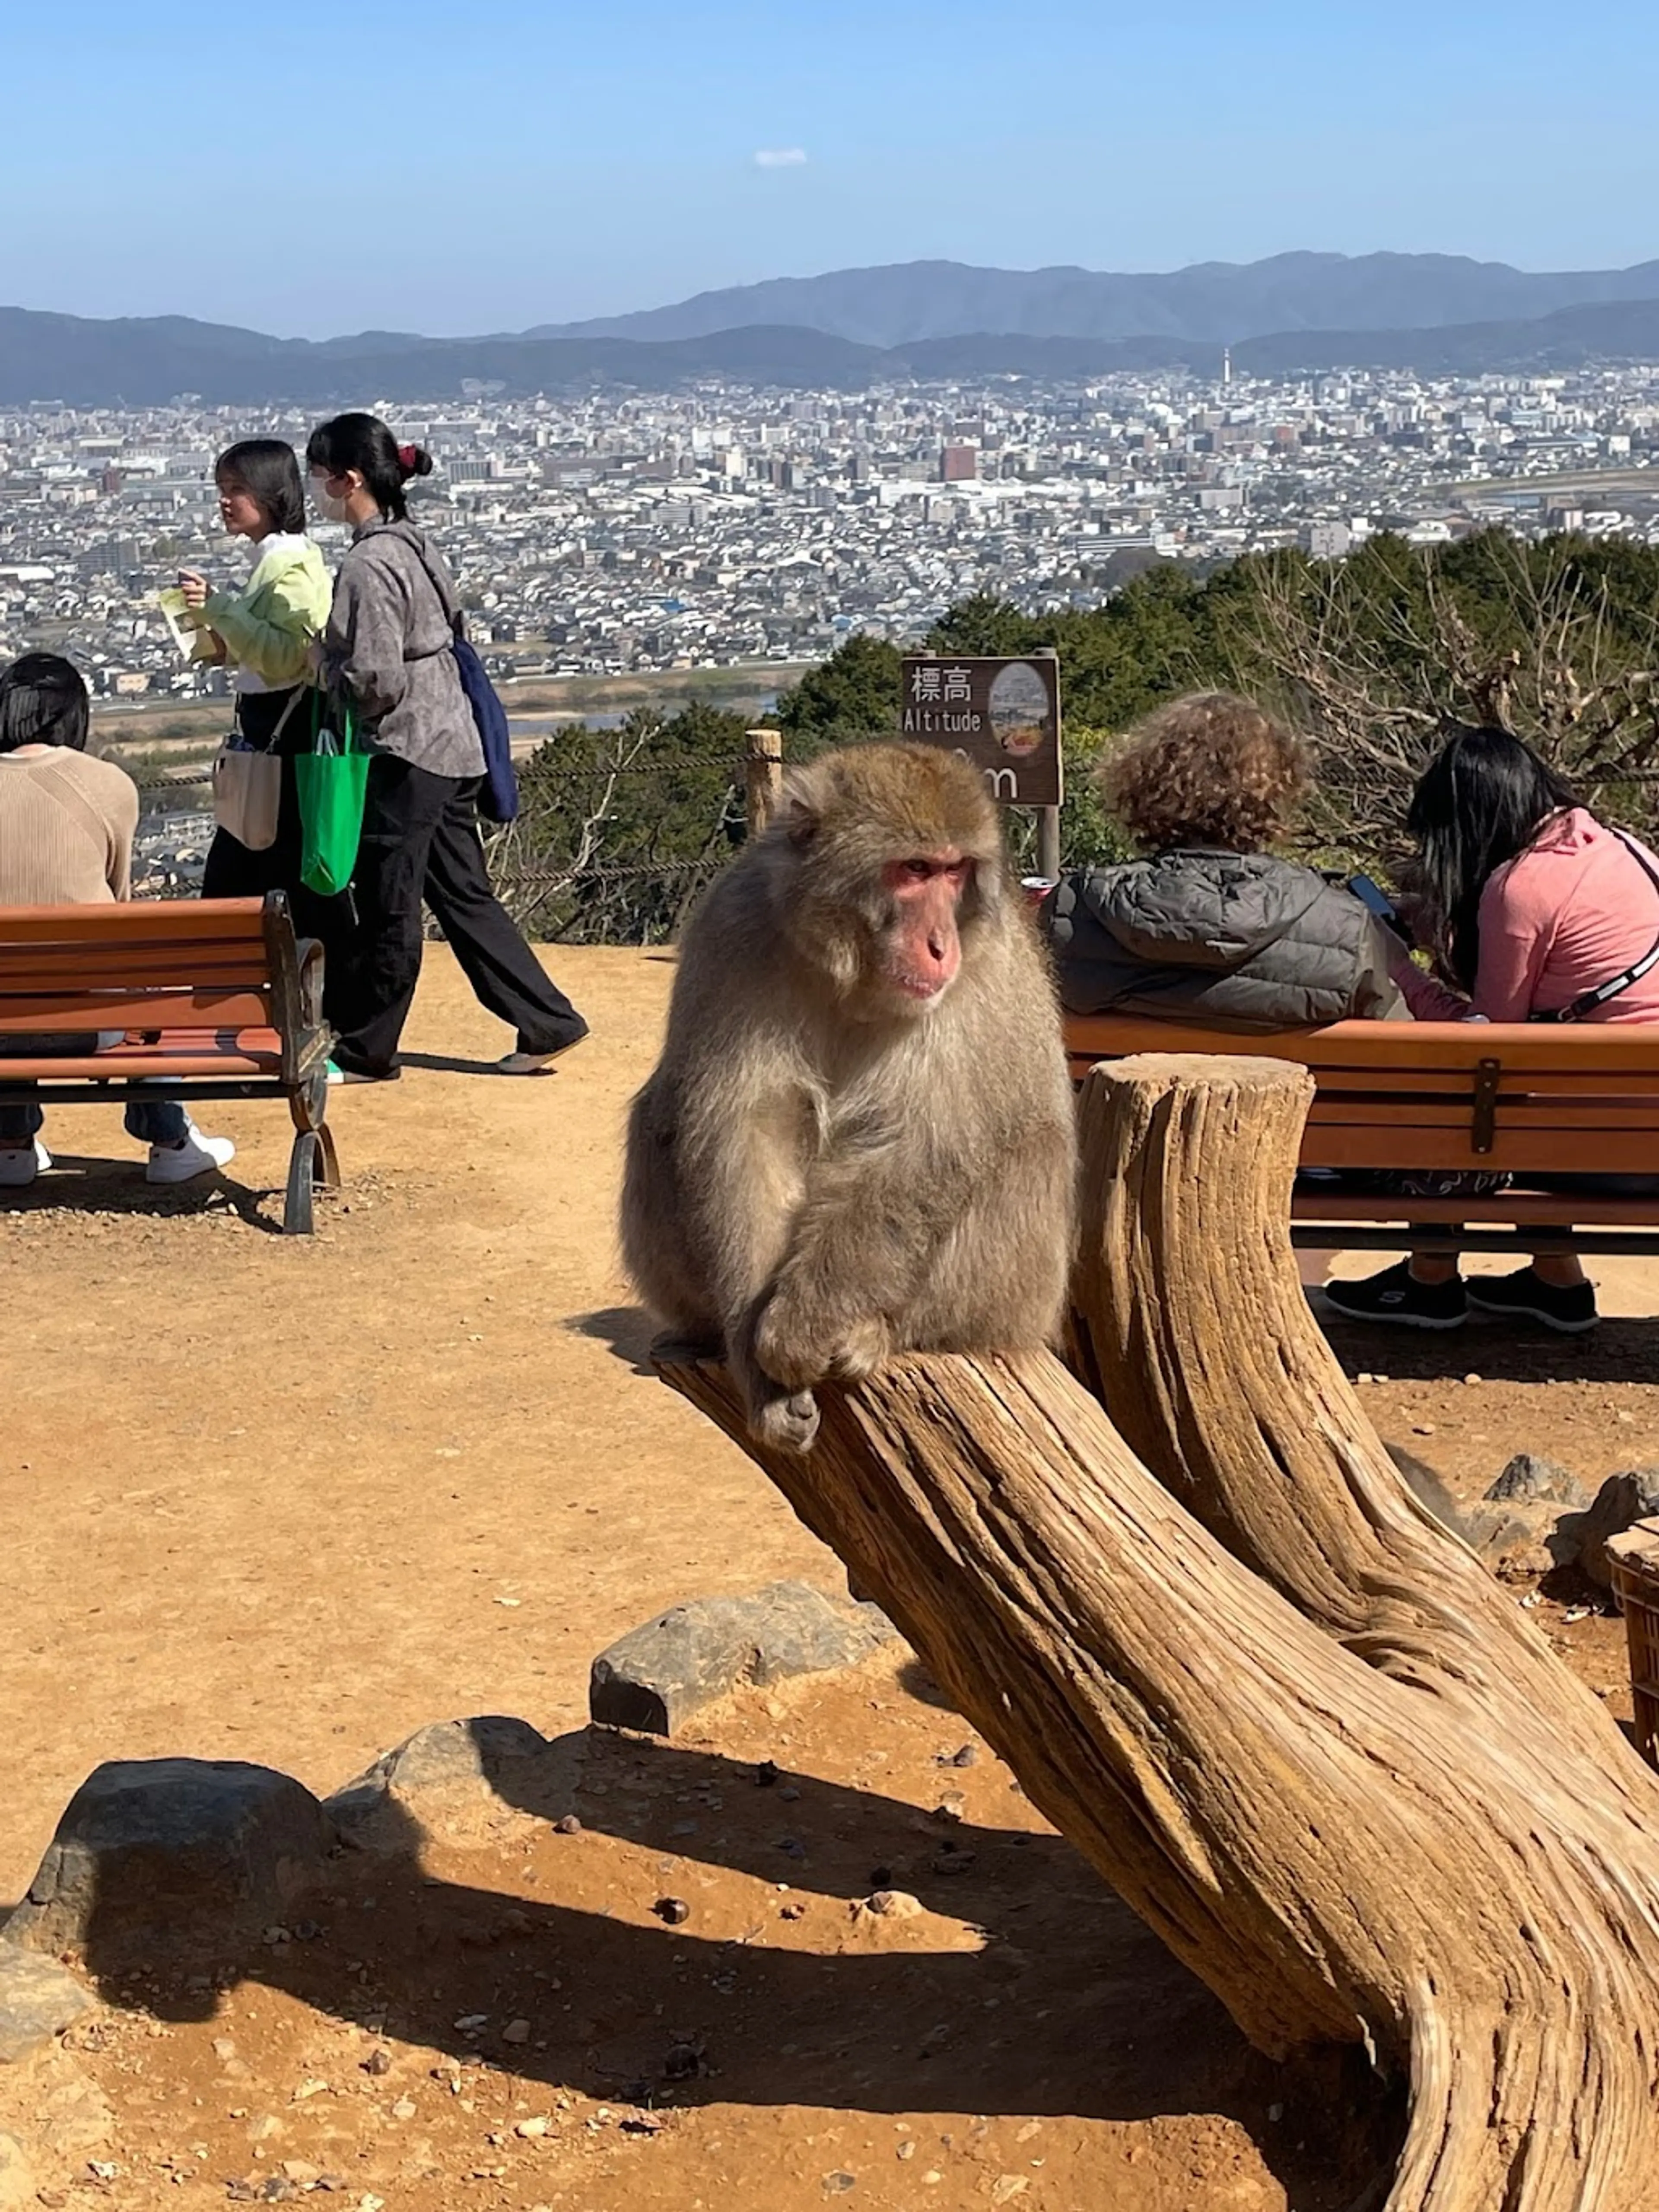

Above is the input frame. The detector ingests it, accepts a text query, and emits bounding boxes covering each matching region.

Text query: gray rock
[1465,1497,1560,1561]
[1484,1453,1589,1509]
[0,1947,89,2064]
[591,1581,901,1736]
[327,1719,585,1853]
[3,1760,332,1965]
[1557,1471,1659,1588]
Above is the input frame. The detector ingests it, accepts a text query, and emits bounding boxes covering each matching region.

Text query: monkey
[621,740,1078,1455]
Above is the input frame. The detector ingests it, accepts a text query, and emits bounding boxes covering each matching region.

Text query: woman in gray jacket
[307,414,586,1081]
[1041,691,1404,1028]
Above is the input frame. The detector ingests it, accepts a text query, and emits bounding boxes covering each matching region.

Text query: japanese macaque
[621,742,1077,1454]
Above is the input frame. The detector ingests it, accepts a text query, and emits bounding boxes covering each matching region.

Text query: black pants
[327,760,585,1079]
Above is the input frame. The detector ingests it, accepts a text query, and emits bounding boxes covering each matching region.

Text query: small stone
[931,1846,976,1876]
[589,1582,899,1736]
[947,1744,978,1767]
[1462,1373,1481,1387]
[1485,1453,1588,1509]
[0,1947,90,2065]
[653,1897,691,1926]
[553,1815,582,1836]
[502,2018,532,2044]
[897,2141,916,2161]
[1412,1423,1436,1436]
[279,2164,321,2188]
[779,1786,801,1803]
[212,2036,238,2062]
[325,1717,565,1855]
[6,1762,331,1967]
[389,2097,417,2121]
[823,2174,856,2194]
[775,1838,806,1861]
[754,1761,779,1788]
[360,2049,393,2077]
[663,2043,702,2081]
[515,2117,551,2139]
[779,1902,807,1921]
[866,1890,923,1919]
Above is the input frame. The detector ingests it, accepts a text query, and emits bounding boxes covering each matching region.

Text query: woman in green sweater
[179,439,333,904]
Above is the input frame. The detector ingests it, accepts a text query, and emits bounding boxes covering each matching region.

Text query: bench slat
[1065,1017,1659,1074]
[1303,1128,1657,1175]
[1308,1100,1659,1131]
[0,1027,287,1079]
[0,989,273,1033]
[1296,1192,1659,1227]
[0,947,276,990]
[0,898,268,946]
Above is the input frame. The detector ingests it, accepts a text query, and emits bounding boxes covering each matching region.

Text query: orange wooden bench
[0,894,337,1234]
[1063,1014,1659,1257]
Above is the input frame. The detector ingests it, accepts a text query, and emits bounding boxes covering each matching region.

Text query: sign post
[899,653,1063,881]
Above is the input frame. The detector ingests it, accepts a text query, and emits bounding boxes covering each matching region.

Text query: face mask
[311,477,351,525]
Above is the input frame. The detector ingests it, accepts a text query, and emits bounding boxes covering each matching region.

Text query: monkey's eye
[899,858,934,883]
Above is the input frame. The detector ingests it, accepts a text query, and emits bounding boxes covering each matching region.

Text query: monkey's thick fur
[622,742,1078,1454]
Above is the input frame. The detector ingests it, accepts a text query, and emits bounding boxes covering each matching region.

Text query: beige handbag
[211,689,303,851]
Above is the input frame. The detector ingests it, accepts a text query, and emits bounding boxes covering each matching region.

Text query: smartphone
[1347,872,1413,946]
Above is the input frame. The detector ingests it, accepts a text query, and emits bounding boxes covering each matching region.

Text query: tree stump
[656,1056,1659,2210]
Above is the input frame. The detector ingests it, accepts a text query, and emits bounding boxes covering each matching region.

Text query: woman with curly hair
[1041,690,1403,1027]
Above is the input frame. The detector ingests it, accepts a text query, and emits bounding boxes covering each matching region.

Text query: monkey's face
[874,850,973,1011]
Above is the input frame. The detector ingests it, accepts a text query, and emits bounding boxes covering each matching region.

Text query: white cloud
[753,147,808,169]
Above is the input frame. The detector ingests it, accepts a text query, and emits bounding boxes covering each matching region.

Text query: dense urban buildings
[3,363,1659,699]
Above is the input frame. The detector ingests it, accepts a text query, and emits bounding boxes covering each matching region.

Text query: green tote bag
[294,688,371,898]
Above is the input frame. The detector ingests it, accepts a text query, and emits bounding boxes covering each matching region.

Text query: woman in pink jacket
[1327,724,1659,1334]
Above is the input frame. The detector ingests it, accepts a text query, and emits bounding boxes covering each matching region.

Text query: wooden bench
[1062,1014,1659,1256]
[0,894,337,1234]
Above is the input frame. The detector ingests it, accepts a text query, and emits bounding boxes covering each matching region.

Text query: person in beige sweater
[0,654,235,1189]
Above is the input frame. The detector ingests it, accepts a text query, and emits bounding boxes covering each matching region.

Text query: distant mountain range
[528,251,1659,349]
[7,254,1659,406]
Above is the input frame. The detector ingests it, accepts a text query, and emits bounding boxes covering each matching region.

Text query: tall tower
[1222,347,1233,390]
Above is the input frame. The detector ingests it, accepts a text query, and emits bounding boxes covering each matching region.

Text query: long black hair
[0,652,90,754]
[305,413,433,522]
[1407,723,1579,992]
[216,439,306,535]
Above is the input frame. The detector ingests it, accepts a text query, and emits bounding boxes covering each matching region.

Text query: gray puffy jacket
[1042,848,1406,1028]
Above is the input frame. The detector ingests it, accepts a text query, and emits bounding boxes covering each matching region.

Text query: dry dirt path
[0,947,833,1902]
[2,945,1656,1911]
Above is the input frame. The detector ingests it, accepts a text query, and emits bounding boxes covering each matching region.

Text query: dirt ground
[2,944,1656,2212]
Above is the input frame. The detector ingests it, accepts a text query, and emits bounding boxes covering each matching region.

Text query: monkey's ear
[777,774,821,849]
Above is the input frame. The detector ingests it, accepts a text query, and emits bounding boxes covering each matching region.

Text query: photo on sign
[988,661,1052,757]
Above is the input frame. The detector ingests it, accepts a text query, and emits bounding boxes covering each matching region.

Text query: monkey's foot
[831,1317,891,1381]
[752,1388,821,1457]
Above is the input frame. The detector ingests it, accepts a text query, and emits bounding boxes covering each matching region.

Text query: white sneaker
[146,1123,236,1184]
[0,1139,50,1188]
[498,1036,587,1076]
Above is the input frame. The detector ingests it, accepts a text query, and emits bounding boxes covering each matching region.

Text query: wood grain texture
[658,1050,1659,2210]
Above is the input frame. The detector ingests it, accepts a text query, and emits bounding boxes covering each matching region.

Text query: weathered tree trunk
[657,1057,1659,2211]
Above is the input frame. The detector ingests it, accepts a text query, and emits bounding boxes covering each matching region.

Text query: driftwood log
[657,1054,1659,2210]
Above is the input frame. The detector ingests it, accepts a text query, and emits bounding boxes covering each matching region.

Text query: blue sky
[7,0,1658,335]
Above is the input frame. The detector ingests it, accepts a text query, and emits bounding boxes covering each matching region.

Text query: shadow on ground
[0,1157,283,1235]
[64,1726,1398,2209]
[1317,1305,1658,1384]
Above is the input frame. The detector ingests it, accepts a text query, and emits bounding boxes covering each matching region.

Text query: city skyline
[3,0,1657,337]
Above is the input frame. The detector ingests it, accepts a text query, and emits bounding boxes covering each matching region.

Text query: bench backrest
[1063,1014,1659,1177]
[0,896,294,1039]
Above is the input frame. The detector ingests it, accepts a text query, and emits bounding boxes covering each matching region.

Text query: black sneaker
[1466,1267,1599,1334]
[1322,1260,1468,1330]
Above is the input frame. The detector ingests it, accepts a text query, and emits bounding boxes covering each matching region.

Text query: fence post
[745,728,784,838]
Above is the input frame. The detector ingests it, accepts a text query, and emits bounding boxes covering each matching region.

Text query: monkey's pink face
[879,852,971,1006]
